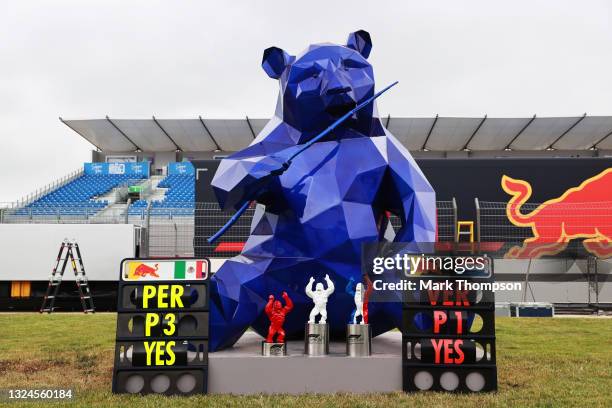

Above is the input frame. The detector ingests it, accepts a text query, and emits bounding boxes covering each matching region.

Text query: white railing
[12,167,84,208]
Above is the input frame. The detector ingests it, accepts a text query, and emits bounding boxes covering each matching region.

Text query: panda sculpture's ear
[262,47,294,79]
[346,30,372,59]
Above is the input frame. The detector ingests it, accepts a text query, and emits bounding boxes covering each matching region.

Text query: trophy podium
[210,266,407,393]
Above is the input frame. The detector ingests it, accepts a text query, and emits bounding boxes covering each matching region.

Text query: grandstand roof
[60,114,612,153]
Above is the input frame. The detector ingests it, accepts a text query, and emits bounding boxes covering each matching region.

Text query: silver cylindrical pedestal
[261,341,287,356]
[305,323,329,356]
[346,324,371,357]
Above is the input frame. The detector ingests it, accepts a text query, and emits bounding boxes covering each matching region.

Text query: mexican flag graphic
[122,259,208,281]
[178,260,208,280]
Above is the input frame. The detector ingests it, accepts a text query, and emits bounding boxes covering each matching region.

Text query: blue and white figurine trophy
[346,275,373,356]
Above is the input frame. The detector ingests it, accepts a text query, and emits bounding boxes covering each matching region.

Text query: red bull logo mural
[502,168,612,259]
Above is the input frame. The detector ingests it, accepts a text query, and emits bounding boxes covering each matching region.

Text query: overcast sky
[1,0,611,202]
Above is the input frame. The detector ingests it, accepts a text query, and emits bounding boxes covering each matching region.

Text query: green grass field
[0,313,610,407]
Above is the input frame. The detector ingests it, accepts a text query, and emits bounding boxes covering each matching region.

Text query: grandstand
[2,160,197,220]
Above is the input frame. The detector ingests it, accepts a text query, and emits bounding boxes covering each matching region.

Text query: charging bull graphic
[502,168,612,258]
[129,263,160,279]
[208,30,436,350]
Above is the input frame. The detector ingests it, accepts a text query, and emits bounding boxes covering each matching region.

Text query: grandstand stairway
[148,175,168,202]
[127,175,166,217]
[93,178,153,221]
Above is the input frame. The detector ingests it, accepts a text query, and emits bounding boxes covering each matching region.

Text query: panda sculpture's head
[262,30,376,137]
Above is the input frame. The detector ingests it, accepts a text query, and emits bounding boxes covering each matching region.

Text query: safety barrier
[1,201,457,258]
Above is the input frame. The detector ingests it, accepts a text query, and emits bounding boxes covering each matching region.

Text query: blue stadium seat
[128,199,149,216]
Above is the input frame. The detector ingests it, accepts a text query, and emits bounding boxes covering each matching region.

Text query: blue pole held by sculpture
[207,200,251,243]
[207,80,399,243]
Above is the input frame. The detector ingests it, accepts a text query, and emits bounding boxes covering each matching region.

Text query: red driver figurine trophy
[262,291,293,356]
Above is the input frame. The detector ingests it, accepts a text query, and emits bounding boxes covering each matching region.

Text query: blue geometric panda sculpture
[209,30,436,351]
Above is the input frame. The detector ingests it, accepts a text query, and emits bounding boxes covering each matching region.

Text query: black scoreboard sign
[112,258,210,395]
[401,257,497,393]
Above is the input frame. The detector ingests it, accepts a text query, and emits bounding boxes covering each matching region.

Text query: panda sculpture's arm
[210,124,301,211]
[384,137,437,244]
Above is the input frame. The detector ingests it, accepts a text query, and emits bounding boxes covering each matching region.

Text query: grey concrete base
[209,331,402,394]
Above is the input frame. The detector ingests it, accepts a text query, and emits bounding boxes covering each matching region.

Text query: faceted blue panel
[208,31,436,351]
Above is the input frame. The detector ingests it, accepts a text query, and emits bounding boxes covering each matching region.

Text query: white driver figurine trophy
[304,274,334,356]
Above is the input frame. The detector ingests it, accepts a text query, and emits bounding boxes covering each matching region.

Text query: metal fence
[437,199,457,242]
[194,202,257,258]
[1,201,458,258]
[1,204,132,224]
[387,199,456,242]
[477,200,531,242]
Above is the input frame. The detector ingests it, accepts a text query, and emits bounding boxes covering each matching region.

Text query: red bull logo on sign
[501,168,612,259]
[133,263,160,278]
[124,260,209,281]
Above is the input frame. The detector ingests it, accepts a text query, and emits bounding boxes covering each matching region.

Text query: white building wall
[0,224,135,281]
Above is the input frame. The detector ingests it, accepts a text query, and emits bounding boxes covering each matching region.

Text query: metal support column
[451,197,458,243]
[125,198,131,224]
[144,201,152,258]
[475,197,481,251]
